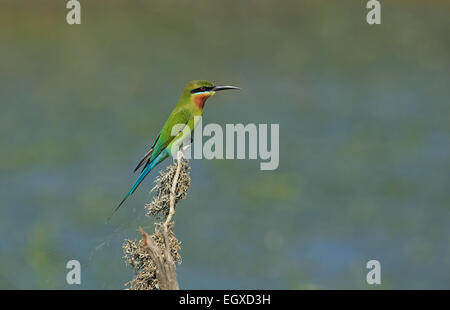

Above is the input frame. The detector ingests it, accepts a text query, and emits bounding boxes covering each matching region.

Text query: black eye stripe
[191,86,214,94]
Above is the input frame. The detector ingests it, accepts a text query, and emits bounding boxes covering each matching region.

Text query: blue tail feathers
[109,149,170,220]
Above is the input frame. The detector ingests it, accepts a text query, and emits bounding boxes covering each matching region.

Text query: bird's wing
[133,133,160,172]
[136,107,191,172]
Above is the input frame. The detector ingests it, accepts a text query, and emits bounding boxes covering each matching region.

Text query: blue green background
[0,0,449,289]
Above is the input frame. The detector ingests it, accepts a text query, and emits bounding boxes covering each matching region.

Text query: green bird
[112,80,240,216]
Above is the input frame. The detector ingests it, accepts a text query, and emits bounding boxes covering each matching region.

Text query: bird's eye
[201,87,205,91]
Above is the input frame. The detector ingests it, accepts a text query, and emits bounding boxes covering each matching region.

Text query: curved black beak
[212,85,241,92]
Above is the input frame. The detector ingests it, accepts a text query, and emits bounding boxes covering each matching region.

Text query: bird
[111,80,240,217]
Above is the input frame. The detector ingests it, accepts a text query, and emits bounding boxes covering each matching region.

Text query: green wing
[134,133,160,172]
[135,107,191,172]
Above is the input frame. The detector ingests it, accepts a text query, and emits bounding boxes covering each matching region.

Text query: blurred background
[0,0,449,289]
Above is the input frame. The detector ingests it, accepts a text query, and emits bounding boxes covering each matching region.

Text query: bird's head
[184,80,240,108]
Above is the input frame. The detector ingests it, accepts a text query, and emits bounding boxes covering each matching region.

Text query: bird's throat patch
[193,92,214,108]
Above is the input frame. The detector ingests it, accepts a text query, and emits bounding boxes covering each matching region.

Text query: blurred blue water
[0,1,449,289]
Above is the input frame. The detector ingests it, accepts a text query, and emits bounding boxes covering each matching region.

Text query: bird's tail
[108,150,169,221]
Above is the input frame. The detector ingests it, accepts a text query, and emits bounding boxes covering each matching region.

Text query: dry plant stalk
[145,153,190,219]
[123,151,190,290]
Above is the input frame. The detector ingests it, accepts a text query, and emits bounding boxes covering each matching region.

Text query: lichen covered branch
[138,225,179,290]
[123,151,190,290]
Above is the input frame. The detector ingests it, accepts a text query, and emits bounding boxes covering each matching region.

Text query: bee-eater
[112,80,240,216]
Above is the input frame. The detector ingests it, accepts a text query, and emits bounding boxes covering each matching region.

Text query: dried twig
[165,150,184,226]
[145,150,190,219]
[138,226,179,290]
[123,150,189,290]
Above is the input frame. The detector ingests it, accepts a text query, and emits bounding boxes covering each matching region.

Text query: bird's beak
[212,85,241,92]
